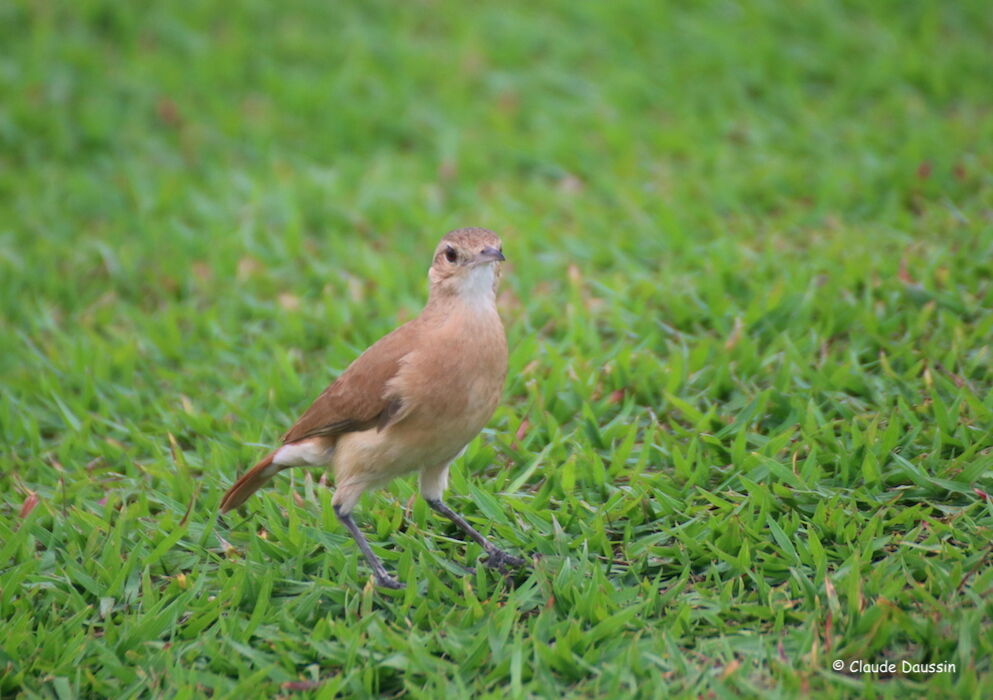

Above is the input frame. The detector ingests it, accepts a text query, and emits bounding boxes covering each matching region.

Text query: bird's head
[428,227,505,303]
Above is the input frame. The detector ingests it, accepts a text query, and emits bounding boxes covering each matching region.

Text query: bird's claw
[375,574,405,590]
[483,550,527,570]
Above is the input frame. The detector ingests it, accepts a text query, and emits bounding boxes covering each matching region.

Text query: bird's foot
[483,549,527,571]
[375,573,405,590]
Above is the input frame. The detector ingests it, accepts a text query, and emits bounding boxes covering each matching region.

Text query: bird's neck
[425,266,499,316]
[424,287,498,318]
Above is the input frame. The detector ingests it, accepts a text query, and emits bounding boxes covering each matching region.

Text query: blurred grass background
[2,0,992,697]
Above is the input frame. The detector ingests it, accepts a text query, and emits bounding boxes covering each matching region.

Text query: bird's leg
[333,505,404,589]
[426,499,526,570]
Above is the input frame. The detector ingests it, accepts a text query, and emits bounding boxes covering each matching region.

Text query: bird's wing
[281,322,418,444]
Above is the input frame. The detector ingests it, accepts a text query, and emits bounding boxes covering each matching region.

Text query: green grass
[2,0,993,696]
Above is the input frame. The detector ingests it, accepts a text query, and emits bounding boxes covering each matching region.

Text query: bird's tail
[219,452,281,513]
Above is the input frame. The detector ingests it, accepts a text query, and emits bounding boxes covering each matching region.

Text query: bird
[219,227,526,589]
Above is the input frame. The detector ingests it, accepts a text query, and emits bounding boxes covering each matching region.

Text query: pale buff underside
[272,264,507,512]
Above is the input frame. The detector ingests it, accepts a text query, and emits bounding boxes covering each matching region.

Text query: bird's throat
[458,265,498,309]
[427,264,498,313]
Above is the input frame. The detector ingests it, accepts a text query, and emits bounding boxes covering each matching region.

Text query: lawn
[2,0,992,697]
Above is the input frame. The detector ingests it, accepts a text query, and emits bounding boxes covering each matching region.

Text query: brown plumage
[219,227,525,588]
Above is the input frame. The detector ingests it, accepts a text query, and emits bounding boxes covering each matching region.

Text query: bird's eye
[445,247,458,263]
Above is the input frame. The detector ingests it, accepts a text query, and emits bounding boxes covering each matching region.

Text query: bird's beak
[475,246,506,264]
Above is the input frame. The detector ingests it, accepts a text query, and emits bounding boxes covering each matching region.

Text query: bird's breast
[332,305,506,480]
[395,307,506,443]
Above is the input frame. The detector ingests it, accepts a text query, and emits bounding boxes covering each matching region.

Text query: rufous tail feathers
[219,452,280,513]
